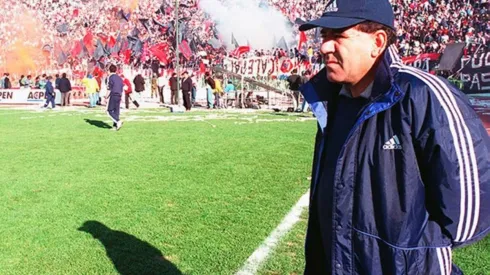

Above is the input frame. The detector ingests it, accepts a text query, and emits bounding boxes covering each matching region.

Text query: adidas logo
[324,0,338,12]
[383,135,402,150]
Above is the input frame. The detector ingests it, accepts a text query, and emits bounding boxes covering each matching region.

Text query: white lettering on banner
[401,53,441,72]
[471,52,490,69]
[461,73,490,91]
[0,89,62,104]
[411,59,430,72]
[460,52,490,92]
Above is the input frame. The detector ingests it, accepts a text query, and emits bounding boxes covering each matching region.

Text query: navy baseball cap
[299,0,395,31]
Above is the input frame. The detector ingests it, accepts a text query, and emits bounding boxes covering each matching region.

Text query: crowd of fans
[270,0,489,57]
[0,0,488,78]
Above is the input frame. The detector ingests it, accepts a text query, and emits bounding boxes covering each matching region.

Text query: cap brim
[299,17,365,31]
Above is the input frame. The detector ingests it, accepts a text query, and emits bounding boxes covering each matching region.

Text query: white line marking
[235,190,310,275]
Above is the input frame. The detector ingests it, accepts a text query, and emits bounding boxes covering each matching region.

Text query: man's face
[320,26,378,85]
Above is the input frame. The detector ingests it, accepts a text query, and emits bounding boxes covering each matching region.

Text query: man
[224,80,236,108]
[58,73,72,106]
[169,73,178,105]
[95,73,103,105]
[43,76,55,109]
[3,73,11,89]
[191,74,197,106]
[181,71,193,111]
[151,73,158,99]
[0,73,6,89]
[19,75,25,87]
[122,73,138,109]
[38,74,47,89]
[298,0,490,274]
[81,74,99,108]
[157,72,166,104]
[300,70,311,112]
[26,75,33,88]
[133,73,145,95]
[106,65,124,131]
[55,74,61,90]
[204,72,215,109]
[213,76,224,109]
[287,69,302,112]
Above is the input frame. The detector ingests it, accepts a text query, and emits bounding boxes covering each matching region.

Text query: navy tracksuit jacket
[44,81,55,108]
[299,45,490,275]
[107,73,123,124]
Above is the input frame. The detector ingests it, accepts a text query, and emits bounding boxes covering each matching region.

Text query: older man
[298,0,490,274]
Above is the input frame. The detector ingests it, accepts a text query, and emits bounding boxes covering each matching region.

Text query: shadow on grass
[270,112,313,118]
[78,221,182,275]
[84,119,112,129]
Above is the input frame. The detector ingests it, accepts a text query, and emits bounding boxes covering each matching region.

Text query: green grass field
[0,107,488,275]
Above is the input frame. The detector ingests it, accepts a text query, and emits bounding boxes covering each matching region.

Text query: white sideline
[235,190,310,275]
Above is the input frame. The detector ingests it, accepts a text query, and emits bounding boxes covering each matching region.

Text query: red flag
[199,61,206,73]
[97,33,108,45]
[108,36,116,48]
[71,41,82,58]
[123,49,132,64]
[149,44,168,64]
[83,30,93,47]
[93,66,103,77]
[179,40,193,60]
[73,9,79,17]
[231,46,250,57]
[298,31,307,50]
[83,30,95,55]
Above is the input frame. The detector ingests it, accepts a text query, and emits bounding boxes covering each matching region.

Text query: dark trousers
[44,94,55,108]
[125,93,131,109]
[171,89,177,104]
[107,96,121,127]
[182,90,191,110]
[158,86,164,103]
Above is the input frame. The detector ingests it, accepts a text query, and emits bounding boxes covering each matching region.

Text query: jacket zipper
[329,88,404,273]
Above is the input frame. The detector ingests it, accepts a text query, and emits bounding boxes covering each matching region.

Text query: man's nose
[320,39,335,55]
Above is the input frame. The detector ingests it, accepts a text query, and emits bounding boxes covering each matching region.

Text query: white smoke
[199,0,295,50]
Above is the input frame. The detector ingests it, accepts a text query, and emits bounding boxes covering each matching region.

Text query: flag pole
[175,0,181,106]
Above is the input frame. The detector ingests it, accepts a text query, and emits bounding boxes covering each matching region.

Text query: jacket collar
[300,45,401,104]
[299,45,401,132]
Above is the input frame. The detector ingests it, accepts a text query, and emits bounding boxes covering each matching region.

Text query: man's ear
[371,30,388,58]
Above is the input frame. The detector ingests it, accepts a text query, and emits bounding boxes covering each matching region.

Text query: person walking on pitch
[106,65,124,131]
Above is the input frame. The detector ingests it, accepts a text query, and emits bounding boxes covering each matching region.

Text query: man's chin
[326,73,343,84]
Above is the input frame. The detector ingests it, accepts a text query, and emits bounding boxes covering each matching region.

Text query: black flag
[231,33,239,48]
[277,36,288,50]
[156,3,165,15]
[139,19,151,31]
[94,39,106,60]
[131,27,140,38]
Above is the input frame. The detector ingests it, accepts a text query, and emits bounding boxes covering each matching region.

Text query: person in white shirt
[157,73,166,104]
